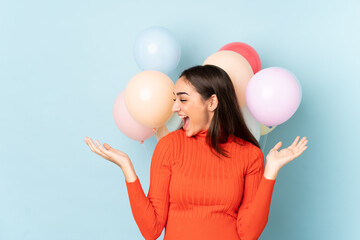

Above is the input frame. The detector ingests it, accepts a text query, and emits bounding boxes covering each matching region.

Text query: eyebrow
[173,92,189,96]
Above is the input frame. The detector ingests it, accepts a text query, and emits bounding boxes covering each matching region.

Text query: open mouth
[179,115,190,130]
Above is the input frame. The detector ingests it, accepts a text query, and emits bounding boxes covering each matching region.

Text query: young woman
[84,65,308,240]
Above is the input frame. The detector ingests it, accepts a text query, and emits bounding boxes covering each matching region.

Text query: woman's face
[172,76,214,137]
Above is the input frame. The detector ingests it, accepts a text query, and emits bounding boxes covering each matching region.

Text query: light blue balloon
[133,26,181,74]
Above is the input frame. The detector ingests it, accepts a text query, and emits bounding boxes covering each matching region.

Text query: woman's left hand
[266,136,308,171]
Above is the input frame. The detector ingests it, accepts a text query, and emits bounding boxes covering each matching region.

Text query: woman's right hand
[84,137,132,169]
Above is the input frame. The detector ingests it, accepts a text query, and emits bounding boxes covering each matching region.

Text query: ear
[208,94,218,112]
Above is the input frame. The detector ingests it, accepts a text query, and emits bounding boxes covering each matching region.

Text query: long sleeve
[236,146,276,240]
[125,135,173,240]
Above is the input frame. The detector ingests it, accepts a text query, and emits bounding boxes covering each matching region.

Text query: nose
[172,99,180,112]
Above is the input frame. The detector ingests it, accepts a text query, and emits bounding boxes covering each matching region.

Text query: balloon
[203,50,254,108]
[241,106,261,141]
[219,42,262,74]
[113,91,154,142]
[245,67,302,126]
[260,124,277,136]
[125,70,174,128]
[133,26,181,74]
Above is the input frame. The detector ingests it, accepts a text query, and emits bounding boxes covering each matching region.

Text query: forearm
[237,175,276,239]
[263,164,279,180]
[121,162,138,182]
[124,170,164,240]
[123,144,172,240]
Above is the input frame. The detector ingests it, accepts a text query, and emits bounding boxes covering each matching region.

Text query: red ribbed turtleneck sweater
[125,128,276,240]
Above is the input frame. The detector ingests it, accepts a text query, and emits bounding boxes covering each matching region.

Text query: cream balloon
[260,124,277,136]
[125,70,174,128]
[203,50,254,107]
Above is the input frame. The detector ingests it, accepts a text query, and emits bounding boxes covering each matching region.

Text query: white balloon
[241,106,261,141]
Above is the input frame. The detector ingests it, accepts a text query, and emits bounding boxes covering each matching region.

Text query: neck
[194,128,208,140]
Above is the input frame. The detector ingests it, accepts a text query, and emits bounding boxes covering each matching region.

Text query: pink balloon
[245,67,302,126]
[113,91,154,142]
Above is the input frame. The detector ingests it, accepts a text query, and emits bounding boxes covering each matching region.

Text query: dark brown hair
[177,64,260,158]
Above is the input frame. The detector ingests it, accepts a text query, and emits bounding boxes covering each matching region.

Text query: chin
[184,129,194,137]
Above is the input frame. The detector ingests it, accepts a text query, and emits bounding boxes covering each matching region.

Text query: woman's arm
[125,136,173,239]
[236,148,276,240]
[84,136,173,239]
[236,136,308,239]
[85,138,173,239]
[121,161,138,182]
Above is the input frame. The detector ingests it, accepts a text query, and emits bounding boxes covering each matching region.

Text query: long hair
[177,64,260,158]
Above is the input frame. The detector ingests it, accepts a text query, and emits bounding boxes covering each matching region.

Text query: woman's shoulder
[155,129,184,160]
[157,128,185,145]
[230,135,261,151]
[229,135,249,146]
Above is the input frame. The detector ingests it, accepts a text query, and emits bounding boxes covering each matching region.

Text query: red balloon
[219,42,262,74]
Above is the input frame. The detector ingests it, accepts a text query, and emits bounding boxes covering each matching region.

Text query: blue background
[1,0,359,239]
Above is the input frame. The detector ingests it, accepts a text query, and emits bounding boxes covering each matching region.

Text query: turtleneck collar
[191,128,235,145]
[181,128,234,144]
[179,128,209,141]
[194,129,209,140]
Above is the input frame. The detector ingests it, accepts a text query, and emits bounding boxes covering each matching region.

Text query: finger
[289,136,300,148]
[289,137,307,153]
[85,138,96,152]
[95,139,108,153]
[297,137,307,146]
[294,139,308,151]
[271,141,282,151]
[294,148,307,159]
[298,139,308,148]
[293,145,308,158]
[87,138,108,158]
[87,138,99,152]
[103,143,112,150]
[94,139,112,157]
